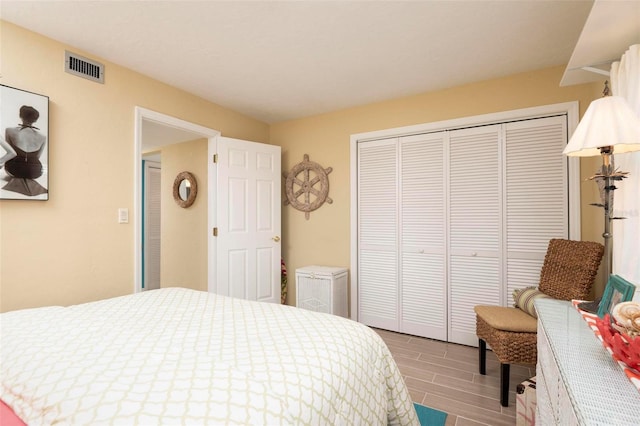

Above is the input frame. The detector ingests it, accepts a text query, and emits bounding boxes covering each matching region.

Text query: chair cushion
[513,286,550,319]
[474,305,538,333]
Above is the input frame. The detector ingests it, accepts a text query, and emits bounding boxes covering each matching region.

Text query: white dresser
[535,298,640,425]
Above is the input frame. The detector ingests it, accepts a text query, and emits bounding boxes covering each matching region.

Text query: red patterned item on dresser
[595,314,640,372]
[572,300,640,393]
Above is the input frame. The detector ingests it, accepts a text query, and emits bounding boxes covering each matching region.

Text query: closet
[354,110,573,346]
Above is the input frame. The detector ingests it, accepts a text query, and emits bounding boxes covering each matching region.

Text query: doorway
[134,107,220,293]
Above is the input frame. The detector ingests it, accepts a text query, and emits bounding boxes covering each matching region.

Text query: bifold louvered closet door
[356,115,568,346]
[357,134,447,340]
[448,125,502,345]
[357,138,400,332]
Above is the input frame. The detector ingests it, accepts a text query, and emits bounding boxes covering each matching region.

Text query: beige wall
[1,21,608,313]
[0,22,269,312]
[160,138,208,291]
[271,66,606,305]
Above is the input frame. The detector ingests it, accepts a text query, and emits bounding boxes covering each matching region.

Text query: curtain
[610,44,640,286]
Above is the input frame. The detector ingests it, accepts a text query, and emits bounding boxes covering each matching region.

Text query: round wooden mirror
[173,171,198,208]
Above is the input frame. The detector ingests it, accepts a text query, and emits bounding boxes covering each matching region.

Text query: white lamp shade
[563,96,640,157]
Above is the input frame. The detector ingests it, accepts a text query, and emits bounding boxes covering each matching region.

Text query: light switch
[118,208,129,224]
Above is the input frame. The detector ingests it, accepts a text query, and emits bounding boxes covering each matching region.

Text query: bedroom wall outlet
[118,208,129,224]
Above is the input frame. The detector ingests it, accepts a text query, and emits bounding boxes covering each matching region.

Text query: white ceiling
[1,1,599,124]
[141,119,205,152]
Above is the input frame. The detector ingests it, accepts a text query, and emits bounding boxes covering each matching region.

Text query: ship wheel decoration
[283,154,333,220]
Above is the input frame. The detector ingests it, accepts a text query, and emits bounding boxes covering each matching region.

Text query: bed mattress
[0,287,417,425]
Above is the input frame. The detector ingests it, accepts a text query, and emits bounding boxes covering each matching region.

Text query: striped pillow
[513,286,550,319]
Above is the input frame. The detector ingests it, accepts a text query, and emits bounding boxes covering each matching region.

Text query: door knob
[272,236,281,242]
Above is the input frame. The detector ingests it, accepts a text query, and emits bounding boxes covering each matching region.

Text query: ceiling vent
[65,51,104,84]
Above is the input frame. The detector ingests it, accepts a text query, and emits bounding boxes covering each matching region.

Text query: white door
[448,125,502,346]
[357,138,399,330]
[143,161,162,291]
[357,134,448,341]
[503,116,569,302]
[399,133,447,340]
[215,137,281,303]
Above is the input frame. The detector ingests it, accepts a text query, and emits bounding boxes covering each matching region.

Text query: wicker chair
[474,239,604,407]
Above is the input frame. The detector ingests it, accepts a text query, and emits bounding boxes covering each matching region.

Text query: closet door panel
[357,139,398,330]
[504,116,568,299]
[507,258,544,305]
[359,251,397,329]
[401,253,446,338]
[449,256,500,346]
[449,126,501,255]
[448,125,501,346]
[400,134,446,340]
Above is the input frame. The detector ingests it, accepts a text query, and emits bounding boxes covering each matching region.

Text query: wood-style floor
[374,328,535,426]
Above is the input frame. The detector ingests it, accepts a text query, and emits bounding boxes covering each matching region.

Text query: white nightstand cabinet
[295,266,348,317]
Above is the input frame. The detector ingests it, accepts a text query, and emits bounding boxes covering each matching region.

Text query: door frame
[349,101,581,322]
[133,107,220,293]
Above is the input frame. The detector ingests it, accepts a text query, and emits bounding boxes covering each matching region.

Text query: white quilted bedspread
[0,288,417,425]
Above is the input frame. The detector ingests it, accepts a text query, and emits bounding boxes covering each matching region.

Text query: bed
[0,287,418,425]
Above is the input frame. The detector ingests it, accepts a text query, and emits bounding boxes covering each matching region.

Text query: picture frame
[597,274,637,318]
[0,84,49,200]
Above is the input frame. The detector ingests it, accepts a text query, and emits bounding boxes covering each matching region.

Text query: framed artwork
[597,274,637,318]
[0,84,49,200]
